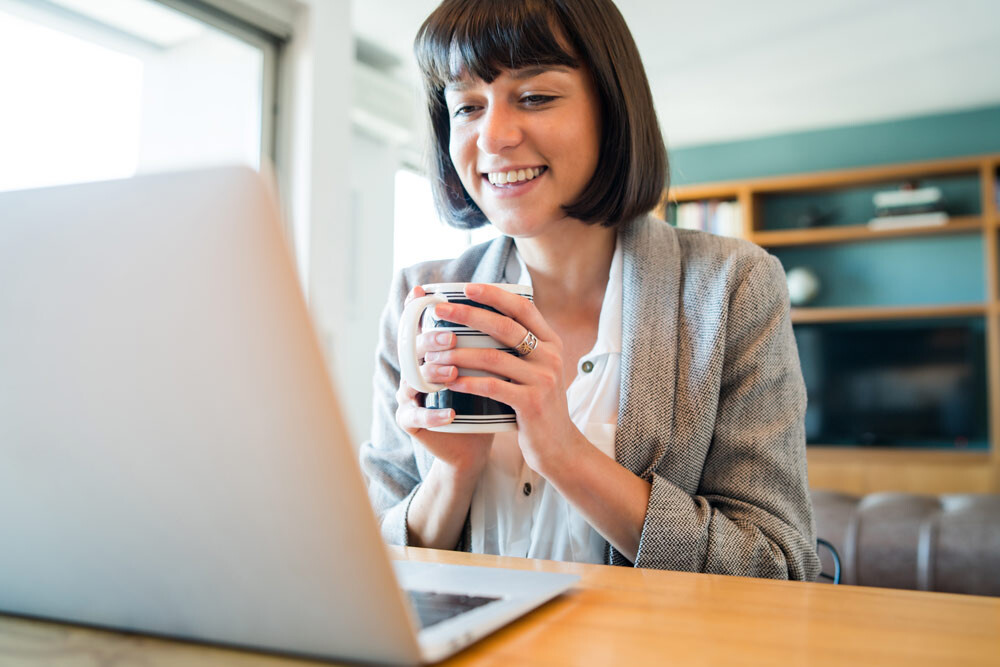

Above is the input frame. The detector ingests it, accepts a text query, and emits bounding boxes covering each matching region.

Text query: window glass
[393,168,501,273]
[0,0,266,193]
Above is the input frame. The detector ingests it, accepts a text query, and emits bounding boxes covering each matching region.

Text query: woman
[360,0,820,580]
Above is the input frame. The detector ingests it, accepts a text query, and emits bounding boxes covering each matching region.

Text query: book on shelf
[674,200,742,238]
[868,211,949,230]
[870,183,949,229]
[874,203,941,218]
[872,186,942,209]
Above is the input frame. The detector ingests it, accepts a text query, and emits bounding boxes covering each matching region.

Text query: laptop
[0,167,578,665]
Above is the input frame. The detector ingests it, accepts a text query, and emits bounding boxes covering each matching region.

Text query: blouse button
[581,360,594,373]
[522,482,532,496]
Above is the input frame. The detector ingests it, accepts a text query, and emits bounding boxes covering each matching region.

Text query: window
[0,0,279,193]
[393,168,500,273]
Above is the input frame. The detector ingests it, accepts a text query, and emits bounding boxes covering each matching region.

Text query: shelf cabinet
[662,153,1000,494]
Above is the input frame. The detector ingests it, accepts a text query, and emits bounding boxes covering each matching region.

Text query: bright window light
[0,0,264,193]
[0,9,143,192]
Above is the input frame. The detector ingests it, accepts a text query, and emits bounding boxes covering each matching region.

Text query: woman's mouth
[483,166,547,187]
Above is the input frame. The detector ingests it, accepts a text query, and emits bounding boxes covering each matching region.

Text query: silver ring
[514,330,538,357]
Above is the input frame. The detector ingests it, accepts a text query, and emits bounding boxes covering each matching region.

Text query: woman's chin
[484,217,543,238]
[482,211,568,238]
[489,216,594,242]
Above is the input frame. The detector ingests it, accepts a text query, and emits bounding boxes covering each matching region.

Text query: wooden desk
[2,547,998,666]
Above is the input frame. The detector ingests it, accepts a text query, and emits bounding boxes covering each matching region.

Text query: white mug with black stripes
[397,282,533,433]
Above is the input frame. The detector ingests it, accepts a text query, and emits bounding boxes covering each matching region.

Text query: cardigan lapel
[468,235,515,284]
[615,216,682,477]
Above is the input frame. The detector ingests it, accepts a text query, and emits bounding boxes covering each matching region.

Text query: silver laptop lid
[0,168,422,664]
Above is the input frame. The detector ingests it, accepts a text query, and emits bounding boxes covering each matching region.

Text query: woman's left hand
[424,283,583,476]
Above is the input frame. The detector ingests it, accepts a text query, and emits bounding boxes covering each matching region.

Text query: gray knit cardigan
[360,215,820,581]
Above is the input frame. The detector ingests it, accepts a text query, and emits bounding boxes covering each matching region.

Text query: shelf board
[790,303,988,324]
[667,154,999,201]
[752,216,983,247]
[807,447,991,465]
[665,185,740,203]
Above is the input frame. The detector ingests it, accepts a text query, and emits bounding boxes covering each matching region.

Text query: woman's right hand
[395,286,494,477]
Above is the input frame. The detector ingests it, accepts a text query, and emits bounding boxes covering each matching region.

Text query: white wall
[342,130,398,444]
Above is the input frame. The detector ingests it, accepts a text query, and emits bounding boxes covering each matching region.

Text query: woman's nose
[476,104,522,155]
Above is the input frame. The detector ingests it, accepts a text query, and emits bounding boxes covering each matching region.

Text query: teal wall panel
[772,235,985,307]
[668,105,1000,186]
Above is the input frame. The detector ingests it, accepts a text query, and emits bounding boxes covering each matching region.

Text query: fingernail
[438,409,454,422]
[434,304,453,317]
[465,284,483,297]
[425,351,440,362]
[435,332,453,345]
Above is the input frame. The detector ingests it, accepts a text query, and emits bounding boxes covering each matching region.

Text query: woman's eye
[452,105,478,117]
[522,94,555,107]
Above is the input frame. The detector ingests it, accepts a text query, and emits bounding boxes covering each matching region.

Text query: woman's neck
[513,221,616,317]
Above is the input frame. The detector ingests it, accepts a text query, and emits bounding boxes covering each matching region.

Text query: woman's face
[443,64,602,237]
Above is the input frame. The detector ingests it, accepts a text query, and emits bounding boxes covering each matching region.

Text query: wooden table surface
[1,546,998,666]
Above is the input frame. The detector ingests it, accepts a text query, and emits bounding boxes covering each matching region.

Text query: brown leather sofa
[811,490,1000,596]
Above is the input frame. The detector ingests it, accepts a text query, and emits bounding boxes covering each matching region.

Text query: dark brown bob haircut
[414,0,667,229]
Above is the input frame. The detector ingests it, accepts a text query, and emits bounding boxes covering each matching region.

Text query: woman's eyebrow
[444,79,473,93]
[511,65,572,80]
[444,65,575,92]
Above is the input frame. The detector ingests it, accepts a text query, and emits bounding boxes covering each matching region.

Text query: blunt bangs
[416,2,579,89]
[415,0,668,231]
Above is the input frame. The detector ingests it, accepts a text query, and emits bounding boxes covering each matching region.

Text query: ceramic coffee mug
[398,282,533,433]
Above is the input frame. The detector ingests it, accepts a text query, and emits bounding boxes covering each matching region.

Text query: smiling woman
[415,0,664,230]
[442,63,602,238]
[360,0,821,582]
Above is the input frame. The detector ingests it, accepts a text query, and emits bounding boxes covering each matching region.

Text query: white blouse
[469,237,623,563]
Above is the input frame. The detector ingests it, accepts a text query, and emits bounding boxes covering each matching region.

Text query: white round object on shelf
[785,267,820,306]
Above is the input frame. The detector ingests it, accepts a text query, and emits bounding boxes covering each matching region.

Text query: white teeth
[486,167,544,185]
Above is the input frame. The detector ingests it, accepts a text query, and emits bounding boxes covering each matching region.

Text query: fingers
[467,284,556,341]
[403,284,426,307]
[396,380,419,405]
[395,379,454,433]
[416,329,455,359]
[442,374,526,410]
[422,361,458,384]
[415,328,457,387]
[430,286,556,349]
[425,347,541,385]
[397,402,455,431]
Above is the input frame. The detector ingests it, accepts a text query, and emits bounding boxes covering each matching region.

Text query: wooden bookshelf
[790,303,987,324]
[668,154,994,198]
[806,448,995,496]
[985,159,1000,491]
[664,153,1000,495]
[753,216,983,248]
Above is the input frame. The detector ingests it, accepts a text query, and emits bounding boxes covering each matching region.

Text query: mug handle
[397,293,448,393]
